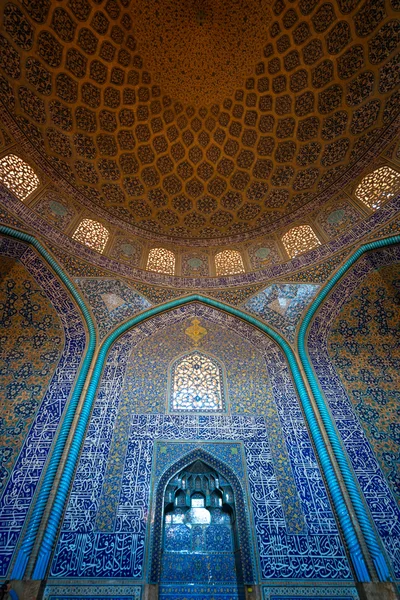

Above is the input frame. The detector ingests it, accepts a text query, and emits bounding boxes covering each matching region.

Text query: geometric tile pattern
[51,304,351,581]
[308,245,400,580]
[243,283,320,341]
[0,256,64,493]
[0,0,397,242]
[97,309,303,538]
[75,278,152,338]
[159,585,240,600]
[43,584,142,600]
[0,237,85,578]
[262,586,359,599]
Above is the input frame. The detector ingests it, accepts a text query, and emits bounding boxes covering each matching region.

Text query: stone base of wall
[356,582,400,600]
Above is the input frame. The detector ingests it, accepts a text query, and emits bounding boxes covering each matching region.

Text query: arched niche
[50,300,350,582]
[149,448,256,588]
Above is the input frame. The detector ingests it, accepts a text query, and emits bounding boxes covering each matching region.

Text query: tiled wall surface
[0,232,398,599]
[50,305,352,583]
[308,246,400,579]
[0,238,86,577]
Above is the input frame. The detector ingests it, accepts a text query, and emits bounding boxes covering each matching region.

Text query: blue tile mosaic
[150,444,254,585]
[0,237,86,578]
[43,584,142,600]
[307,245,400,580]
[96,308,305,538]
[50,304,351,582]
[159,584,240,600]
[74,277,152,339]
[262,585,359,599]
[243,284,320,342]
[161,553,237,583]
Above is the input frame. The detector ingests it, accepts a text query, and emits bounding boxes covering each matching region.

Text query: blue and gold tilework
[0,256,64,491]
[281,249,352,284]
[243,283,320,342]
[75,277,151,338]
[51,303,350,581]
[261,585,359,599]
[120,314,272,415]
[0,237,86,578]
[308,245,400,579]
[149,444,253,587]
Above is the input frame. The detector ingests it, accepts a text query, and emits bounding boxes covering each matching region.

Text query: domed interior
[0,0,399,278]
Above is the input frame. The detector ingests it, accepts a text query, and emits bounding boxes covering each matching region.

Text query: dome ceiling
[0,0,399,243]
[132,0,272,106]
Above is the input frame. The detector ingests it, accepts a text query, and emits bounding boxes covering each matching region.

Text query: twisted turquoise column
[32,294,369,581]
[298,234,400,581]
[0,226,97,580]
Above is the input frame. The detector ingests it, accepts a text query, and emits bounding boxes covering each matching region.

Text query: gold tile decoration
[132,0,272,106]
[0,0,398,243]
[185,318,208,346]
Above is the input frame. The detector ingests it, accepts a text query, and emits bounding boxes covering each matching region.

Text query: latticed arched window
[72,218,109,253]
[170,351,225,412]
[215,250,245,276]
[282,225,321,258]
[355,166,400,210]
[0,154,40,200]
[147,247,175,275]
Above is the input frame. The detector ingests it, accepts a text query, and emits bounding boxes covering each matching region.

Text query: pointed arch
[298,235,400,581]
[0,225,96,580]
[149,447,256,584]
[2,225,397,583]
[34,294,371,582]
[302,243,400,580]
[0,230,91,579]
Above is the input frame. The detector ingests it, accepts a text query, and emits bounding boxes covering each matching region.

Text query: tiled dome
[0,0,398,244]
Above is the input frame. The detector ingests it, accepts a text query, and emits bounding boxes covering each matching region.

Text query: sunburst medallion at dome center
[131,0,272,106]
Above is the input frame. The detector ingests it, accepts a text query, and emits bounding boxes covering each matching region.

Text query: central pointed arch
[3,225,397,584]
[34,294,369,580]
[149,447,256,585]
